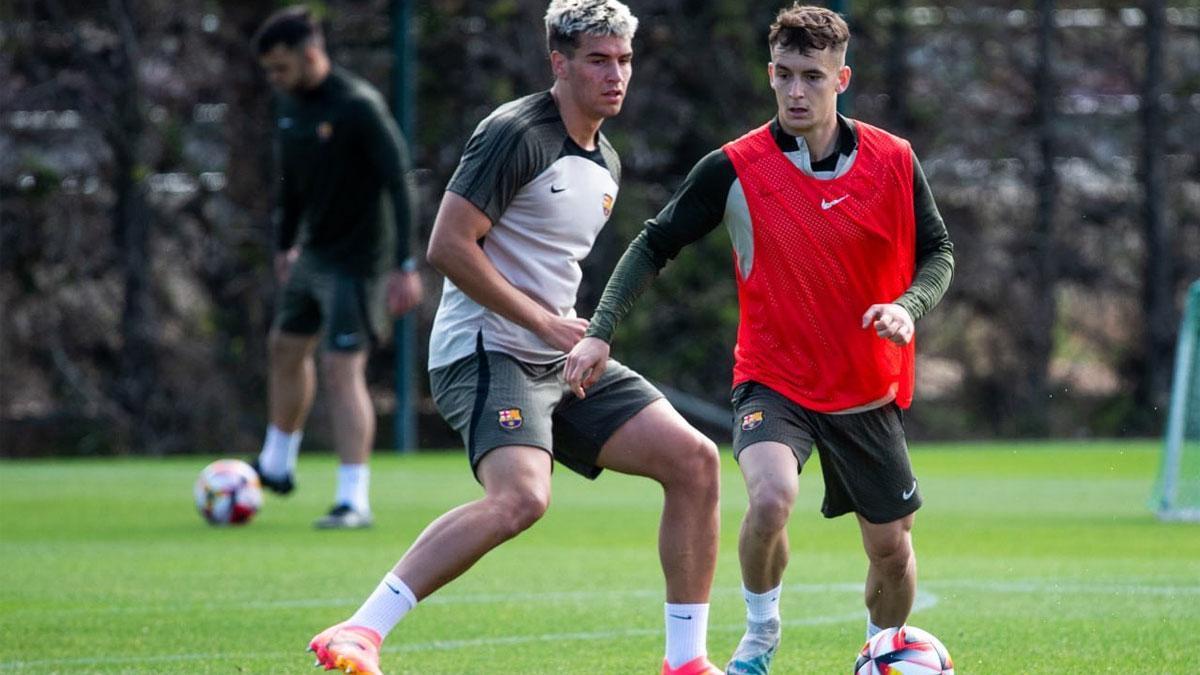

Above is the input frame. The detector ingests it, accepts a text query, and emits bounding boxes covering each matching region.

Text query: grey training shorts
[430,337,663,480]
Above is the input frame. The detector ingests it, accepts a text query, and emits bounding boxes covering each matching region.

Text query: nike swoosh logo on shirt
[550,185,567,193]
[821,195,849,210]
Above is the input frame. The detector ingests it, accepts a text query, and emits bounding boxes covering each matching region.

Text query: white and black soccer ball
[854,625,954,675]
[194,459,262,525]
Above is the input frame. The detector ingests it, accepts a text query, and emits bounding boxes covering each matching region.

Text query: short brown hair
[768,4,849,55]
[253,6,323,55]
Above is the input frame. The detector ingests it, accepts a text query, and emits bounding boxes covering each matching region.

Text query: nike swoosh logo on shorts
[902,480,918,500]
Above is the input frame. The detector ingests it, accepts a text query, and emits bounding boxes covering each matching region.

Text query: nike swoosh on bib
[821,195,849,210]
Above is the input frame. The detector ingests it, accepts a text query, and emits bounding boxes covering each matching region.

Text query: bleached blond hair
[545,0,639,56]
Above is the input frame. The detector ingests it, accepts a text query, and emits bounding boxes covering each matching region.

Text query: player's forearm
[359,100,417,268]
[895,245,954,322]
[585,231,664,343]
[897,154,954,321]
[427,238,552,333]
[273,134,303,253]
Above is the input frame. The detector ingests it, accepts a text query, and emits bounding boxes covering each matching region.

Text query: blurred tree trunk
[40,0,157,451]
[1014,0,1058,435]
[108,0,157,453]
[885,0,910,133]
[1140,0,1171,418]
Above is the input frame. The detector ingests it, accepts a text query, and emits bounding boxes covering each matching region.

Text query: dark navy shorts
[732,381,921,524]
[273,254,387,352]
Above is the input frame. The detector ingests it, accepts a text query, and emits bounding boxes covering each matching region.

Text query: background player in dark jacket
[251,6,422,529]
[565,4,954,673]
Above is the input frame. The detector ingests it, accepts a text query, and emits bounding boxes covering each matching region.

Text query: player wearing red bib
[565,5,954,674]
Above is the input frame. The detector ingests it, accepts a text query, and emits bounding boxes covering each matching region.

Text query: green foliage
[15,153,62,200]
[1,442,1197,672]
[283,0,328,19]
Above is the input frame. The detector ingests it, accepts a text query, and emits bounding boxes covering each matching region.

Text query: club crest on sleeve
[602,193,614,217]
[498,408,523,430]
[741,411,764,431]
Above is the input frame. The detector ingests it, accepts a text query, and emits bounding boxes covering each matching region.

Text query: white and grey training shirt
[429,91,621,369]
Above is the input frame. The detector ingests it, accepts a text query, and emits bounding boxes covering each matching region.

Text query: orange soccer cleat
[662,655,723,675]
[308,622,383,675]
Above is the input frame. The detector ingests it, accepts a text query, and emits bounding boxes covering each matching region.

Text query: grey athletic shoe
[313,503,373,529]
[725,618,781,675]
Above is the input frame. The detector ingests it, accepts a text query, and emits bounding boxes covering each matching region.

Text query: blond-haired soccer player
[565,4,955,673]
[308,2,722,673]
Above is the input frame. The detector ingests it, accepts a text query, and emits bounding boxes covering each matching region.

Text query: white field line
[2,579,1197,669]
[13,577,1197,617]
[927,579,1200,596]
[0,590,938,670]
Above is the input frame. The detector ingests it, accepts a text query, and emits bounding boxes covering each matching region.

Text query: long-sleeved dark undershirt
[586,116,955,342]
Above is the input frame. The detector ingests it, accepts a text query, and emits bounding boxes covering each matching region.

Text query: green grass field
[2,440,1197,673]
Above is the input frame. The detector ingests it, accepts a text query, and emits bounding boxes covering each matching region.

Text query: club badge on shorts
[602,193,614,217]
[498,408,523,430]
[741,411,764,431]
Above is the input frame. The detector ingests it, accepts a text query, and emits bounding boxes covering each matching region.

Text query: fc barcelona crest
[602,193,614,217]
[498,408,523,430]
[741,411,764,431]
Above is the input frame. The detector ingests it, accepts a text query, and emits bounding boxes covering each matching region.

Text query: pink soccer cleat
[308,622,383,675]
[662,655,723,675]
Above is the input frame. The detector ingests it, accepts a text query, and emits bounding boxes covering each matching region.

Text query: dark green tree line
[2,0,1197,454]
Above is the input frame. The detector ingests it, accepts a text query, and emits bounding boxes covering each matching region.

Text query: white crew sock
[335,463,370,513]
[743,584,782,623]
[257,425,302,478]
[867,618,884,640]
[664,602,709,669]
[347,573,416,639]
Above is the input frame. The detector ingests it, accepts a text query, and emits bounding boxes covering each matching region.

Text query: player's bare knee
[693,435,720,483]
[747,482,795,533]
[319,353,366,389]
[865,534,914,579]
[490,489,550,538]
[268,332,308,368]
[666,434,720,496]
